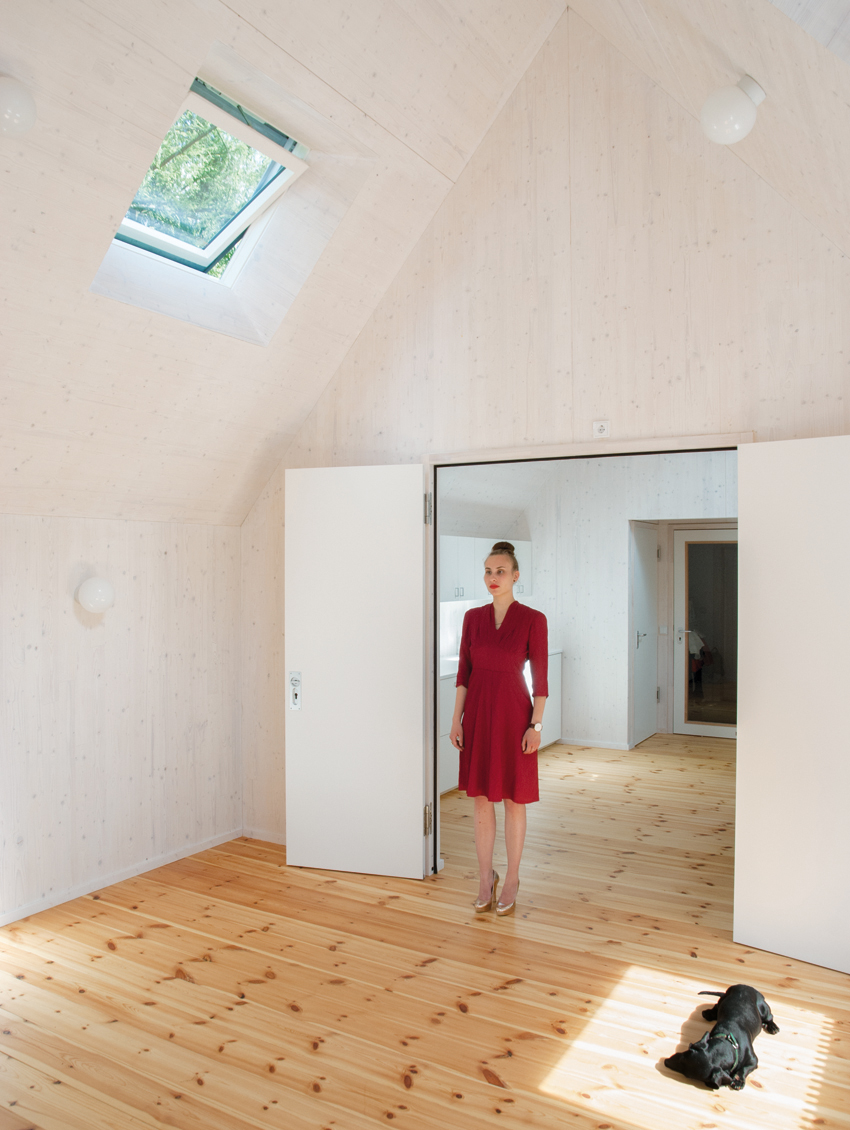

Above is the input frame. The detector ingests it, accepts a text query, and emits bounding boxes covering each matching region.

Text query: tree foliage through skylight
[127,110,281,250]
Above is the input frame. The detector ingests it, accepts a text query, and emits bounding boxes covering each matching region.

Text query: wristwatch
[530,722,542,732]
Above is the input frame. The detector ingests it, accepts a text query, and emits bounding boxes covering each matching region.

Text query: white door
[673,528,738,737]
[630,522,658,745]
[736,436,850,975]
[285,465,430,879]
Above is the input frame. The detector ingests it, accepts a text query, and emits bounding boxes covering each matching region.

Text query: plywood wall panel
[568,0,850,261]
[240,465,286,842]
[0,0,565,525]
[569,15,850,444]
[284,12,574,468]
[231,0,566,180]
[284,8,850,471]
[0,514,241,924]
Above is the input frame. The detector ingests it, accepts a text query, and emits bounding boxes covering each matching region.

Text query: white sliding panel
[736,436,850,973]
[285,465,429,879]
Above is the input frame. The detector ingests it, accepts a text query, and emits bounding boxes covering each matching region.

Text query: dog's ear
[691,1031,710,1049]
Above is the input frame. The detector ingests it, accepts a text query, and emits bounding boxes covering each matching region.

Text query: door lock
[289,671,302,710]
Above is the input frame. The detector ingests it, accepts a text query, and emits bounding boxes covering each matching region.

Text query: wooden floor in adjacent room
[1,735,848,1130]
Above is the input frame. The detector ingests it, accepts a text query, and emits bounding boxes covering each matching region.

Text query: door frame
[424,432,752,873]
[658,519,738,734]
[672,527,739,737]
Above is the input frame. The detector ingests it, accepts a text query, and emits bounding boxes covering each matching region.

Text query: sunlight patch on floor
[539,964,836,1130]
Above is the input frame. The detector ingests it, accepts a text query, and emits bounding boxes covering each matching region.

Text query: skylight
[115,80,308,277]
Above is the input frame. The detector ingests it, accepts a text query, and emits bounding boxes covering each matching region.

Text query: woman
[449,541,548,916]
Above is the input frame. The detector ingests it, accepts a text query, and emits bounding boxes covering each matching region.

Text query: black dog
[664,984,779,1090]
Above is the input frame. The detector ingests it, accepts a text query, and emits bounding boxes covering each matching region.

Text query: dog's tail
[698,991,724,997]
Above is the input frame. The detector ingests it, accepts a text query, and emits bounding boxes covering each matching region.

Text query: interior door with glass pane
[673,528,737,737]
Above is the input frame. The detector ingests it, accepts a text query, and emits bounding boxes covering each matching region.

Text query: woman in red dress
[450,541,548,916]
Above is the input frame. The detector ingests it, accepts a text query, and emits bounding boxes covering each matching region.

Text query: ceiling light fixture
[700,75,766,144]
[0,75,37,136]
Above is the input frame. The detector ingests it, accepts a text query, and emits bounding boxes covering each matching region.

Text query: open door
[736,435,850,974]
[673,528,738,738]
[630,522,658,746]
[285,464,431,879]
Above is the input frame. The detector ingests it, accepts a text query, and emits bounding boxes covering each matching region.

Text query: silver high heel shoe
[473,870,499,913]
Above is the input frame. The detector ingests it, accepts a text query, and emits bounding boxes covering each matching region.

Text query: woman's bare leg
[500,799,527,905]
[474,795,497,901]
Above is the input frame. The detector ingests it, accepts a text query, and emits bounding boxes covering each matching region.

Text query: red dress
[456,601,549,803]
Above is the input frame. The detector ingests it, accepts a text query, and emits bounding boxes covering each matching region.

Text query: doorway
[435,449,739,789]
[673,528,738,737]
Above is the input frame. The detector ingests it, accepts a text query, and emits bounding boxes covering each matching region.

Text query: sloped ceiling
[568,0,850,259]
[768,0,850,64]
[0,0,565,525]
[3,0,850,526]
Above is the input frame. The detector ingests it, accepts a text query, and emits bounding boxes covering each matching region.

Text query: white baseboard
[240,828,286,847]
[557,737,632,751]
[0,828,242,928]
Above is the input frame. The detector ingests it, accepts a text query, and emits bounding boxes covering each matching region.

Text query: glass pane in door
[686,542,738,725]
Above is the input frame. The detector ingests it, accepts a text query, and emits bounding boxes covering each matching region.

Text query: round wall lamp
[0,75,37,136]
[76,577,115,613]
[700,75,766,144]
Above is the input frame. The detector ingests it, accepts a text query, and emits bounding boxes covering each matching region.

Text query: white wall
[525,451,738,748]
[736,436,850,974]
[0,515,241,925]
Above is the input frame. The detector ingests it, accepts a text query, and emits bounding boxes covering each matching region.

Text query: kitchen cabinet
[440,535,481,602]
[438,673,459,793]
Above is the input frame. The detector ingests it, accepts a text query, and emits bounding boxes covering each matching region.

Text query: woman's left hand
[521,727,541,754]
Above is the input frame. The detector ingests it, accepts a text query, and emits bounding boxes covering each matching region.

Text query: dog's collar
[709,1031,740,1072]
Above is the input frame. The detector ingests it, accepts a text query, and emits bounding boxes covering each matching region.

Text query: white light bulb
[0,76,37,137]
[76,577,115,613]
[700,76,765,145]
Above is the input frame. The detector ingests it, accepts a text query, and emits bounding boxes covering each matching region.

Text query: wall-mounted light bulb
[0,76,37,137]
[76,577,115,613]
[700,75,766,144]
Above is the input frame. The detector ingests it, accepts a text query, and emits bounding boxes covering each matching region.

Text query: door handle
[289,672,301,710]
[636,630,647,649]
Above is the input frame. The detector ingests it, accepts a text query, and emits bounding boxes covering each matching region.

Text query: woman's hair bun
[488,541,519,571]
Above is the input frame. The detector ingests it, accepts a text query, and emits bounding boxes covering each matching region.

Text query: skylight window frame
[115,90,308,273]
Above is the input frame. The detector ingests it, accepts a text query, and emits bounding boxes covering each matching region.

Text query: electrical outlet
[592,420,610,439]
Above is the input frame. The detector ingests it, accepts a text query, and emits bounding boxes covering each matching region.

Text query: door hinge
[424,492,433,525]
[424,802,433,836]
[657,545,661,560]
[657,686,661,702]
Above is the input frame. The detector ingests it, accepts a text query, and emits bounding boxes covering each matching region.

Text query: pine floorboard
[1,735,848,1130]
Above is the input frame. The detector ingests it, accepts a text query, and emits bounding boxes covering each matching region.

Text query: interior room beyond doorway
[435,448,739,798]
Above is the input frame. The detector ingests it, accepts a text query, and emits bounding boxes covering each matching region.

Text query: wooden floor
[1,736,848,1130]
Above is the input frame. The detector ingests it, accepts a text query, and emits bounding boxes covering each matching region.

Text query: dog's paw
[764,1021,780,1035]
[730,1078,745,1090]
[701,1007,718,1020]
